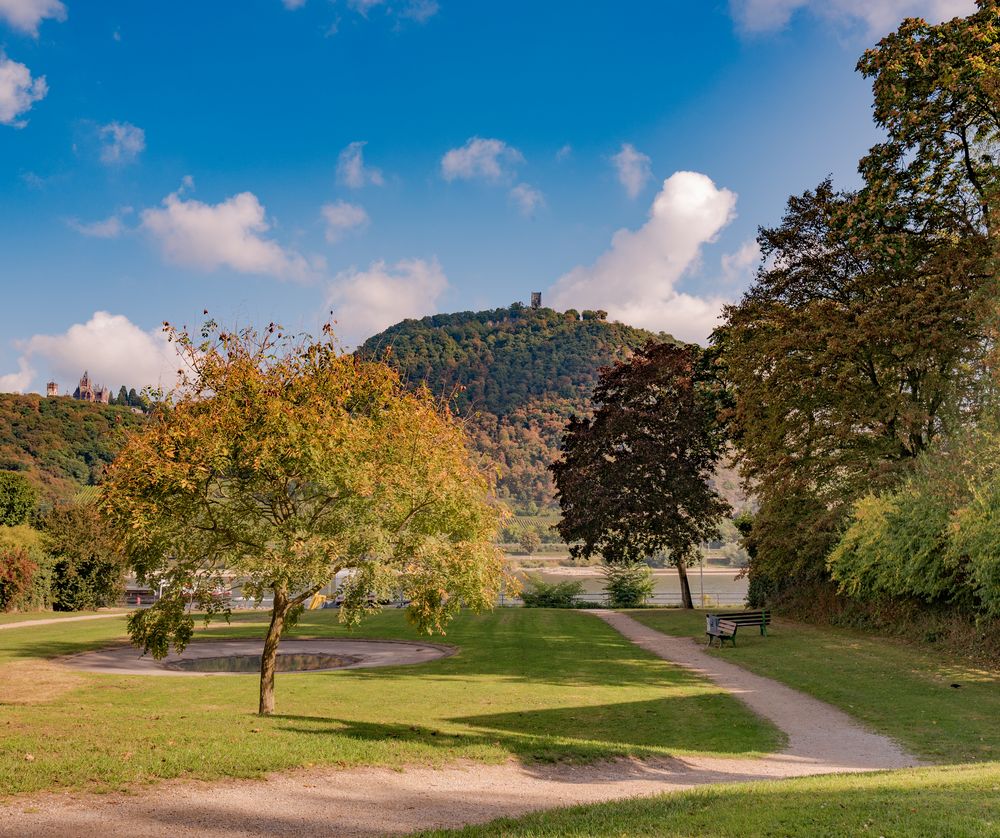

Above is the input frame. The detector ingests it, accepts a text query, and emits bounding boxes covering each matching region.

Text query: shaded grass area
[0,608,781,796]
[424,762,1000,838]
[627,609,1000,764]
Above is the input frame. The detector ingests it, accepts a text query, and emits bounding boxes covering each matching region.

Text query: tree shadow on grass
[270,694,779,763]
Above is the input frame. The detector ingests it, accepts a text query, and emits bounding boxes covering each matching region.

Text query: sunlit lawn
[425,762,1000,838]
[0,608,781,796]
[627,608,1000,764]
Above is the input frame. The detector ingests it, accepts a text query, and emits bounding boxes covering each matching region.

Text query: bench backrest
[712,610,770,625]
[718,619,738,637]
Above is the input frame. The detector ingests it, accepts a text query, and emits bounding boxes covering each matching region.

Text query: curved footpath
[1,611,921,838]
[0,612,125,631]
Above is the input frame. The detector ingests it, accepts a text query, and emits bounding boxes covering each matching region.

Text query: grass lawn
[626,609,1000,764]
[0,608,781,796]
[0,610,125,626]
[424,762,1000,837]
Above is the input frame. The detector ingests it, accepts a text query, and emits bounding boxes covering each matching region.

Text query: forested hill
[359,305,669,508]
[0,394,142,503]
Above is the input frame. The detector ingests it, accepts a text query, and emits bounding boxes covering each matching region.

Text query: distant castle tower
[46,381,58,397]
[73,371,110,404]
[530,291,541,309]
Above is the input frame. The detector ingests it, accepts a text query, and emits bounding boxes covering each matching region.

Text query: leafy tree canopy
[0,471,37,527]
[101,321,508,715]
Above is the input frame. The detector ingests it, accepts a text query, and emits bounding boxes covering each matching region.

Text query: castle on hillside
[72,371,111,404]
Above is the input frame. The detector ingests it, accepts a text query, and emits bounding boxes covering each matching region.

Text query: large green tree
[552,342,729,608]
[0,472,36,527]
[43,504,126,611]
[101,322,507,715]
[717,2,1000,593]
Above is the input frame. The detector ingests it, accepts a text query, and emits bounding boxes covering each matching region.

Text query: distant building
[530,291,541,309]
[46,381,58,397]
[73,371,111,404]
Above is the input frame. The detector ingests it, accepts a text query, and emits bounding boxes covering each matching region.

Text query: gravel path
[0,611,922,837]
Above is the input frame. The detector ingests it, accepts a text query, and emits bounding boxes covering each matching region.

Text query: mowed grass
[0,610,124,625]
[627,609,1000,764]
[424,762,1000,838]
[0,608,782,796]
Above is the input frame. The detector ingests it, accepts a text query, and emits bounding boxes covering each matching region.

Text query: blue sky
[0,0,977,394]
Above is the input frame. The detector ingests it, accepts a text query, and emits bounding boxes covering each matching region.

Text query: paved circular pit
[62,638,455,676]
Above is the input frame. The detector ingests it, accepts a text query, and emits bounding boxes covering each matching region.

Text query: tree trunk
[676,556,694,610]
[259,589,288,716]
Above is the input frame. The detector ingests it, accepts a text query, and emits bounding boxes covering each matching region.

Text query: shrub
[0,525,52,611]
[0,471,36,527]
[602,562,654,608]
[0,546,39,612]
[520,574,584,608]
[42,504,126,611]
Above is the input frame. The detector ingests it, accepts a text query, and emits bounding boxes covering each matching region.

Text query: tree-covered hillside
[0,395,142,503]
[359,305,670,508]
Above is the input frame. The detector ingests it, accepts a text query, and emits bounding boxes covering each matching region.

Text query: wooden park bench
[706,617,739,647]
[709,609,771,636]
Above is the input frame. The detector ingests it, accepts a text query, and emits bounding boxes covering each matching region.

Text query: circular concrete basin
[62,638,455,676]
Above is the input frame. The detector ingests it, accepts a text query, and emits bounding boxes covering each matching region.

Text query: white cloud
[141,186,312,281]
[548,171,737,343]
[282,0,307,8]
[0,0,66,36]
[99,121,145,165]
[0,55,47,127]
[0,357,32,393]
[337,141,384,189]
[349,0,384,13]
[612,143,652,199]
[441,137,523,183]
[555,144,573,162]
[731,0,975,34]
[321,200,369,242]
[327,258,448,345]
[68,207,133,239]
[721,238,762,284]
[399,0,438,22]
[509,183,545,217]
[1,312,182,394]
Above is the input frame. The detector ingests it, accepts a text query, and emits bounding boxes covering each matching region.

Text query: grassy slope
[425,763,1000,838]
[0,608,781,796]
[625,609,1000,764]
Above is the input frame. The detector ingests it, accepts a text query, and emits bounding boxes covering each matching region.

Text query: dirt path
[0,611,922,837]
[0,612,125,631]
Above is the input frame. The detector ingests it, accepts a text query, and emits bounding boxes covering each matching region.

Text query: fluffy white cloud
[612,143,652,199]
[548,171,737,343]
[441,137,523,183]
[0,56,47,127]
[0,0,65,35]
[68,208,132,239]
[141,186,312,280]
[326,258,448,345]
[321,200,369,242]
[337,141,384,189]
[509,183,545,217]
[0,312,182,394]
[721,238,762,284]
[731,0,975,34]
[0,358,32,393]
[99,121,145,165]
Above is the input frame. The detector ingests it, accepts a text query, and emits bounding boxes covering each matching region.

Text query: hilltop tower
[46,381,58,397]
[530,291,541,309]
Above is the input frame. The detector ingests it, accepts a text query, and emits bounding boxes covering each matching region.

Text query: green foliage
[829,425,1000,620]
[0,394,142,503]
[102,322,507,714]
[517,530,541,555]
[0,471,36,526]
[359,305,668,507]
[0,525,51,611]
[519,574,584,608]
[602,562,654,608]
[42,504,126,611]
